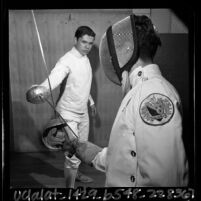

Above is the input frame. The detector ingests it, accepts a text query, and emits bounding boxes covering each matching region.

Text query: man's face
[75,34,95,56]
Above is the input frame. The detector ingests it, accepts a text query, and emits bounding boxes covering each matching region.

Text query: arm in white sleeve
[88,94,95,106]
[134,86,189,186]
[40,59,70,90]
[91,147,108,172]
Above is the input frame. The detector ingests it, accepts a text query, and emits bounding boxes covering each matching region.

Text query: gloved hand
[26,85,50,104]
[67,140,103,166]
[63,138,77,158]
[42,118,78,154]
[42,117,102,165]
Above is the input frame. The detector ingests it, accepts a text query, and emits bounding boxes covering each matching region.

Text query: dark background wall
[8,9,194,185]
[154,34,193,185]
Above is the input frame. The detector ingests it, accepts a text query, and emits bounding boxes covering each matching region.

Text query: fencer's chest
[69,58,92,81]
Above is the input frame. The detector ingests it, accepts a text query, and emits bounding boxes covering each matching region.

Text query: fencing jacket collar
[71,46,87,58]
[129,64,162,88]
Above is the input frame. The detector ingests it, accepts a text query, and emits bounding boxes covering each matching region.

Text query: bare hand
[90,104,97,117]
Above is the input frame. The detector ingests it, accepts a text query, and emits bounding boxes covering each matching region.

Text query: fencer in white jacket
[76,14,189,187]
[92,63,189,187]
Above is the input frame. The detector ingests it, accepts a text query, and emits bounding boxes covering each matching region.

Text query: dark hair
[134,15,161,59]
[75,26,96,39]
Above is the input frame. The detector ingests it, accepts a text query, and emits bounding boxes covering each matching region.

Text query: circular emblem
[139,93,174,126]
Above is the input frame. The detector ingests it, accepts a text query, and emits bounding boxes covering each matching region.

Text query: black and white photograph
[2,7,197,200]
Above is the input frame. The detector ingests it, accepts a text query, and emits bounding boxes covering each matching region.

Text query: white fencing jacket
[40,47,94,121]
[92,64,189,187]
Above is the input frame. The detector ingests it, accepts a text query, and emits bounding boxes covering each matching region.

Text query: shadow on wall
[11,101,46,152]
[87,44,101,143]
[155,34,194,187]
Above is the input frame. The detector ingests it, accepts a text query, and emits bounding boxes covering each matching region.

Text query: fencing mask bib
[100,14,139,85]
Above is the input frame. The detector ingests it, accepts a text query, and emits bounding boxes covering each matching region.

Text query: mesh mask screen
[112,16,134,68]
[100,15,138,85]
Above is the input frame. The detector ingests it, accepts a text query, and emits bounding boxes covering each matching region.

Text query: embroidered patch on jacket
[139,93,174,126]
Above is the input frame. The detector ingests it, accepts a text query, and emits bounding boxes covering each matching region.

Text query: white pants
[64,112,89,167]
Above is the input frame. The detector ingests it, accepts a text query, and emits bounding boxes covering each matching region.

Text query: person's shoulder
[138,78,177,127]
[58,50,75,67]
[142,76,171,94]
[134,76,178,104]
[60,50,73,60]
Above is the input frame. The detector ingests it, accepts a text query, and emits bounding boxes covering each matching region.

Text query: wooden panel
[155,34,189,116]
[151,9,171,33]
[132,9,151,17]
[9,10,51,152]
[155,34,193,185]
[170,12,188,33]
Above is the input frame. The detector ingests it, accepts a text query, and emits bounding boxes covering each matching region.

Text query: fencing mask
[99,14,139,86]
